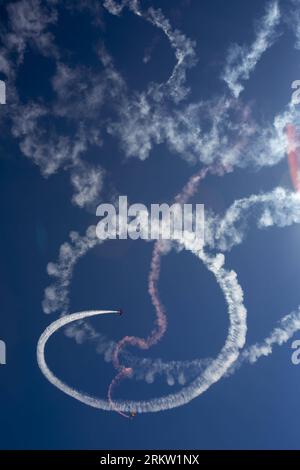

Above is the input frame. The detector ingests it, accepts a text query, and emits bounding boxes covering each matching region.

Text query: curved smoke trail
[37,310,119,411]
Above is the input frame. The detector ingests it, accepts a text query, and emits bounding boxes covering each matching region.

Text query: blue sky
[1,0,300,450]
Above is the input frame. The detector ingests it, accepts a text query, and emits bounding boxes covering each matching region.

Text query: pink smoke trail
[108,166,215,417]
[108,241,167,418]
[286,124,300,193]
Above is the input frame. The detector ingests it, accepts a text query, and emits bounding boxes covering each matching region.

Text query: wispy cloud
[70,162,105,209]
[288,0,300,49]
[6,0,58,63]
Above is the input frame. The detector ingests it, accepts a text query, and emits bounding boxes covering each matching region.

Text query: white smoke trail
[222,0,281,98]
[37,310,119,411]
[103,0,196,102]
[43,225,101,315]
[227,307,300,376]
[206,187,300,252]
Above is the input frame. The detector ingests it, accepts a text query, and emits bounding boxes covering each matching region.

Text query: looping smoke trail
[37,248,247,414]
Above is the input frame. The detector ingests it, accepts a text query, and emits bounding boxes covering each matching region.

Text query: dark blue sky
[1,0,300,450]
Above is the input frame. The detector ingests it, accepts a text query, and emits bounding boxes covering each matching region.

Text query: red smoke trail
[286,124,300,193]
[108,166,213,417]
